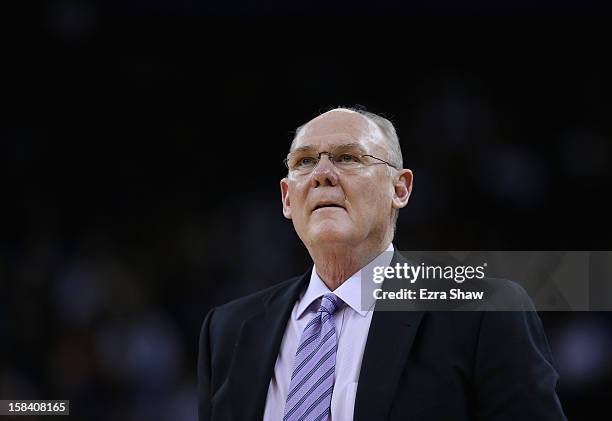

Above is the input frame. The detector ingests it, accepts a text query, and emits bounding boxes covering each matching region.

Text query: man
[198,108,566,420]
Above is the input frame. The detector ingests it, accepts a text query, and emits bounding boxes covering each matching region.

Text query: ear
[392,169,413,209]
[280,177,292,219]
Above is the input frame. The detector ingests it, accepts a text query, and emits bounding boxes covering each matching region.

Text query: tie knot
[319,293,343,315]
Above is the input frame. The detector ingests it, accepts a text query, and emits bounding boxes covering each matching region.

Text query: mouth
[312,203,346,212]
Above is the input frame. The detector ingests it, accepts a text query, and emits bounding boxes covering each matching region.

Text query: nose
[310,153,339,188]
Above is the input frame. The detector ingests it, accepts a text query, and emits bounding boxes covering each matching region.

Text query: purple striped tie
[283,293,343,421]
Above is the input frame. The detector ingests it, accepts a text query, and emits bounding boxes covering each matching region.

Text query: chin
[308,221,356,245]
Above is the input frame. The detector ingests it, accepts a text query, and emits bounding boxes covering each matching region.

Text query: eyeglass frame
[283,150,400,174]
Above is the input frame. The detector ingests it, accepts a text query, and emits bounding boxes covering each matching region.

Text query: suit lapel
[227,271,310,420]
[354,251,425,421]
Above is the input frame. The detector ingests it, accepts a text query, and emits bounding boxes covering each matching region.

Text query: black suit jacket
[198,252,567,420]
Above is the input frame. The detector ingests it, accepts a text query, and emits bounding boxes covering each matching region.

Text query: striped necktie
[283,293,344,421]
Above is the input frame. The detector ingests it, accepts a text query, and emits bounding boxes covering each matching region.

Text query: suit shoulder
[475,277,536,311]
[203,274,305,346]
[212,274,305,320]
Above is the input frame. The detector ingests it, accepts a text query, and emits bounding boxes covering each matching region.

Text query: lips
[312,202,346,212]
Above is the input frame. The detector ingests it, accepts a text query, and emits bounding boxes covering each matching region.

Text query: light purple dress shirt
[263,243,394,421]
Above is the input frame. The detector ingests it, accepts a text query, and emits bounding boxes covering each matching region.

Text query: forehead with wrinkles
[293,110,386,152]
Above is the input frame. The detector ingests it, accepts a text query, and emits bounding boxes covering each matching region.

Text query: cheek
[353,180,393,216]
[288,181,310,217]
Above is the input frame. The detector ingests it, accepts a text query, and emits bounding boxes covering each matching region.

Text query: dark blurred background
[2,1,611,420]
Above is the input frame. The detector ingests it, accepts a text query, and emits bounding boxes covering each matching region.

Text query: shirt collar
[296,243,395,319]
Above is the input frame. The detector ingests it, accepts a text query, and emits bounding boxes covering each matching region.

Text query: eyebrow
[290,142,367,154]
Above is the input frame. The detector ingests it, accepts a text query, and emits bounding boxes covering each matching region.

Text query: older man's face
[280,110,407,251]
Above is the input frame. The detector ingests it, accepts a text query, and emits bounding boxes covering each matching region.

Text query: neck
[308,238,391,291]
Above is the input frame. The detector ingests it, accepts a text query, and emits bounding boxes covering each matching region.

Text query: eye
[295,157,317,167]
[336,154,359,163]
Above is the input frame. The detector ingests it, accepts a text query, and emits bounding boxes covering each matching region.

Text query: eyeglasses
[284,146,399,175]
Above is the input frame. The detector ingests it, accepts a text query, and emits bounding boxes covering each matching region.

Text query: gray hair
[291,106,403,169]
